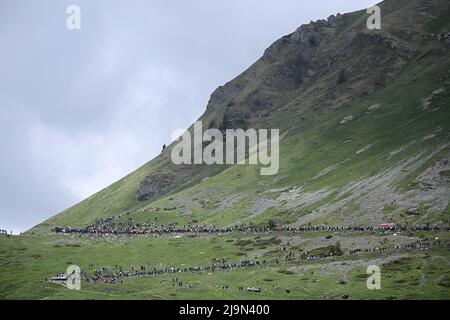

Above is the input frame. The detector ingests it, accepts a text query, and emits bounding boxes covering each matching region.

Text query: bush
[267,219,277,228]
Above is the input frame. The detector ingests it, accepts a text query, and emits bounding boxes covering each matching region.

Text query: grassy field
[1,231,449,300]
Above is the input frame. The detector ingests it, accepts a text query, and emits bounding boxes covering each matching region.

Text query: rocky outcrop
[136,172,174,201]
[340,115,354,124]
[327,13,343,27]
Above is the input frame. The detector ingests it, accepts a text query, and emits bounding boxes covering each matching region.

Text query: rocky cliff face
[200,2,422,134]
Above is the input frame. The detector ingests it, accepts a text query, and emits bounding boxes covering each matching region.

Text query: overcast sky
[0,0,376,234]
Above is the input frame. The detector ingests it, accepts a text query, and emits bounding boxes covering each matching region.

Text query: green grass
[2,232,449,299]
[439,170,450,178]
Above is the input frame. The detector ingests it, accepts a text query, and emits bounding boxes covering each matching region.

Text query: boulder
[368,103,381,112]
[340,115,354,124]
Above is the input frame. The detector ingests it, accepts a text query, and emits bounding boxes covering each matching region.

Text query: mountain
[2,0,450,300]
[33,0,450,232]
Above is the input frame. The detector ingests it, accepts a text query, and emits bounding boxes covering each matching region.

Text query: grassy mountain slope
[31,0,450,233]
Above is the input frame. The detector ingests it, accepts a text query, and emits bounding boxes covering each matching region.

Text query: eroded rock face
[291,25,322,47]
[327,14,343,27]
[136,172,174,201]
